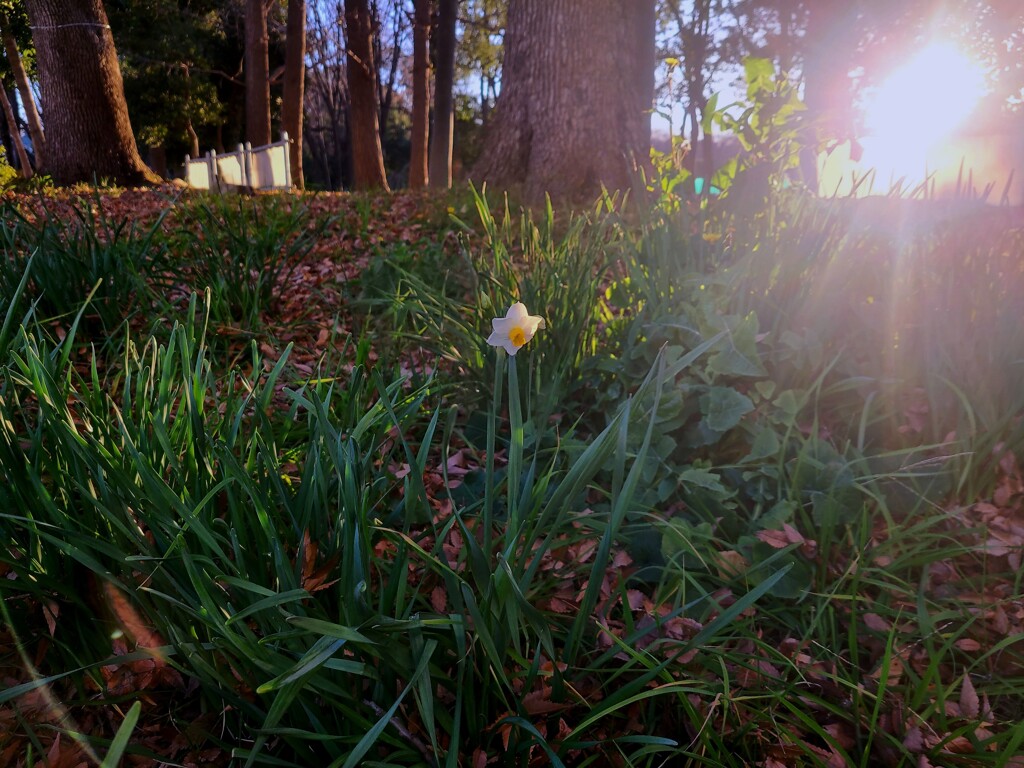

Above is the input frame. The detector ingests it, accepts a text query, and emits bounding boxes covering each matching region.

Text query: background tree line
[0,0,1020,200]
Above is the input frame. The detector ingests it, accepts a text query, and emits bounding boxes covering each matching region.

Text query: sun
[857,42,989,181]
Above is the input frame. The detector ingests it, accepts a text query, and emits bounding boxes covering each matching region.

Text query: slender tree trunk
[428,0,457,189]
[686,103,699,173]
[282,0,306,188]
[472,0,655,202]
[0,82,31,177]
[408,0,430,188]
[376,0,401,137]
[701,105,714,185]
[245,0,271,146]
[344,0,389,190]
[0,18,45,170]
[181,65,201,159]
[186,120,200,158]
[676,2,710,179]
[0,104,11,167]
[25,0,160,186]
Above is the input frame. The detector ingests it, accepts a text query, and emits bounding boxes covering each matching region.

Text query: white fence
[185,133,292,192]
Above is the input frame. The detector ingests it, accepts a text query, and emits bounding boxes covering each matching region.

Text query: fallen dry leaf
[959,673,980,719]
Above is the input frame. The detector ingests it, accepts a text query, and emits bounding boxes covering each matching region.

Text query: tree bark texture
[800,0,854,191]
[245,0,272,147]
[282,0,306,188]
[427,0,456,189]
[0,83,31,177]
[471,0,655,203]
[25,0,159,186]
[344,0,389,190]
[408,0,430,188]
[1,18,45,170]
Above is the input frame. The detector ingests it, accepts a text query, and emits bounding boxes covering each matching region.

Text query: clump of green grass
[3,287,767,765]
[2,180,1024,767]
[168,195,332,330]
[360,185,617,423]
[0,192,174,333]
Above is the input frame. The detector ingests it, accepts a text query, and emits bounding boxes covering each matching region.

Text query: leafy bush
[0,147,20,188]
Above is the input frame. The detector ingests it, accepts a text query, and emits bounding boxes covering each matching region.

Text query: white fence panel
[215,146,248,189]
[184,155,216,190]
[249,133,291,190]
[184,133,292,192]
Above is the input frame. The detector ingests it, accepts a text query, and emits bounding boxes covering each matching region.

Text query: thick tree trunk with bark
[427,0,456,189]
[245,0,271,147]
[1,18,45,170]
[472,0,655,203]
[408,0,430,188]
[282,0,306,188]
[800,0,851,192]
[0,83,31,177]
[344,0,389,190]
[25,0,159,186]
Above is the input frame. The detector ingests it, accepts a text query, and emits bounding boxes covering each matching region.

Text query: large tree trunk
[471,0,655,203]
[0,83,31,177]
[245,0,272,147]
[799,0,852,192]
[408,0,430,188]
[427,0,456,189]
[282,0,306,188]
[0,18,45,170]
[25,0,160,186]
[344,0,389,190]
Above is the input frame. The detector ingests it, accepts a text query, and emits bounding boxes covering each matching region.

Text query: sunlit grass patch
[1,183,1023,766]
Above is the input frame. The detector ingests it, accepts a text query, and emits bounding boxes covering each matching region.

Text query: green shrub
[0,147,20,188]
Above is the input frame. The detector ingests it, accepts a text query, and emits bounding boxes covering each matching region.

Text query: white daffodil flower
[486,302,546,355]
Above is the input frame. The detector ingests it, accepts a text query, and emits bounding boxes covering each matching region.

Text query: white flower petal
[506,302,529,322]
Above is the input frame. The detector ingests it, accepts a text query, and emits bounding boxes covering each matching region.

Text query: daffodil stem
[483,351,503,554]
[507,354,523,532]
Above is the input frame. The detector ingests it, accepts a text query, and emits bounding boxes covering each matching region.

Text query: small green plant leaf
[701,386,755,432]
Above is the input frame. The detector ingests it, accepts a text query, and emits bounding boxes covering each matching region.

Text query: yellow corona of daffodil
[487,302,546,355]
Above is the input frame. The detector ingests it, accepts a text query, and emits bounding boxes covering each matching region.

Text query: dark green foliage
[106,0,254,161]
[0,193,172,332]
[169,195,332,329]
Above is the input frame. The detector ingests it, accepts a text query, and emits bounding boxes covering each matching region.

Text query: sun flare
[858,42,989,180]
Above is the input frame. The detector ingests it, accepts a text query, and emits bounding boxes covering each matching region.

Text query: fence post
[242,143,253,189]
[281,131,292,189]
[207,151,216,186]
[210,149,219,192]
